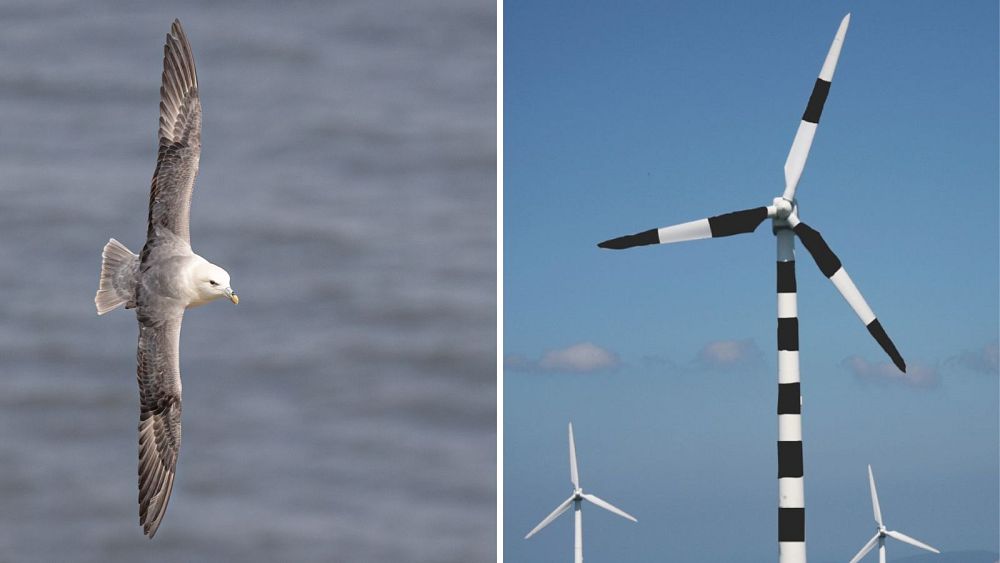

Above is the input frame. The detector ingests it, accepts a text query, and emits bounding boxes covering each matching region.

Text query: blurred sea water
[0,0,496,561]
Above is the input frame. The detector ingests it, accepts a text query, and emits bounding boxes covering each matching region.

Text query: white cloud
[696,339,762,369]
[842,355,939,388]
[539,342,619,372]
[505,343,620,373]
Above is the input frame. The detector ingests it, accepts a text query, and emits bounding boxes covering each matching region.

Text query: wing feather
[136,313,184,538]
[145,19,201,247]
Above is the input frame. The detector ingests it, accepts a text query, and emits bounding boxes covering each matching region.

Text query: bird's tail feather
[96,238,139,315]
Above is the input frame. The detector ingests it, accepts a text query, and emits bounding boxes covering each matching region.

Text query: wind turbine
[524,423,637,563]
[597,15,905,563]
[848,465,940,563]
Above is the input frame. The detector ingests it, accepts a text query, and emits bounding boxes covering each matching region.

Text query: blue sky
[503,2,998,562]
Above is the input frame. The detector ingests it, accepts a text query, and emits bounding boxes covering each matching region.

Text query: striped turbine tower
[597,14,906,563]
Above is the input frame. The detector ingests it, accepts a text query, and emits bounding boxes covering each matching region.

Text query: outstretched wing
[146,19,201,246]
[136,313,184,538]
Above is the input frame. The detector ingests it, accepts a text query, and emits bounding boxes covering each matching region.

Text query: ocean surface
[0,1,496,561]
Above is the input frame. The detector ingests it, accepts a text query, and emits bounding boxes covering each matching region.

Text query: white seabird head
[190,261,238,306]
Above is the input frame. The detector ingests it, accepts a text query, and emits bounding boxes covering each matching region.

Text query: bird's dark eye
[209,280,218,286]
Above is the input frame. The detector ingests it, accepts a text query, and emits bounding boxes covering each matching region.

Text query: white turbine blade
[818,13,851,82]
[597,207,771,249]
[848,533,880,563]
[569,423,579,489]
[525,495,575,539]
[782,13,851,201]
[868,465,883,527]
[790,218,906,372]
[885,530,940,554]
[580,493,637,523]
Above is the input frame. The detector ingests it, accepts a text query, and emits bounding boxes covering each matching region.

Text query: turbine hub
[772,197,794,219]
[771,197,797,233]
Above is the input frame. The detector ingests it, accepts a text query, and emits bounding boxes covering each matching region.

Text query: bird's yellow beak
[225,288,239,304]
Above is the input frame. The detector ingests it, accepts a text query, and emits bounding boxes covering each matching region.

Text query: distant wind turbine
[525,423,637,563]
[848,465,940,563]
[598,14,906,563]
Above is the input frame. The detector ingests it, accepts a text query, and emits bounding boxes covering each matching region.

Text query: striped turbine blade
[792,221,906,372]
[597,207,768,249]
[782,14,850,202]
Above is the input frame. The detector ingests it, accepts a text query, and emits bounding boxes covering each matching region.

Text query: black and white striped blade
[792,221,906,372]
[597,207,768,249]
[782,13,850,201]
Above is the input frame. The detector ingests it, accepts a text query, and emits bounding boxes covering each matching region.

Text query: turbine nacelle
[770,197,797,232]
[771,196,795,221]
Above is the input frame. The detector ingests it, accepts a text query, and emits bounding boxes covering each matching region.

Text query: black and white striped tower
[598,14,907,563]
[775,14,849,562]
[775,225,805,561]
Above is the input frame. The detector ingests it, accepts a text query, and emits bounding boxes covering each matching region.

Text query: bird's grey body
[95,19,237,538]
